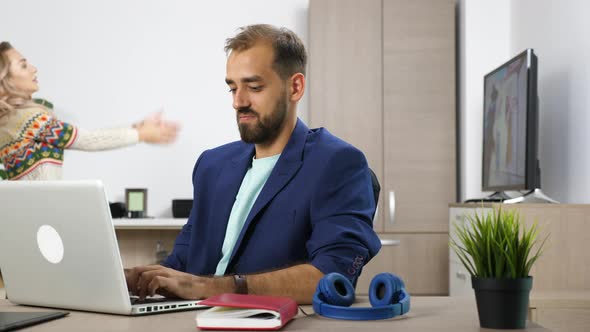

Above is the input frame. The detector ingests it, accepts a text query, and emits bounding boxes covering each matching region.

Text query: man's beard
[237,92,288,144]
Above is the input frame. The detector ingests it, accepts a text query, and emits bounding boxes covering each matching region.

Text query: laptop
[0,180,205,315]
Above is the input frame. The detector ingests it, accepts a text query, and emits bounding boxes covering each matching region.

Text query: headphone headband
[312,272,411,321]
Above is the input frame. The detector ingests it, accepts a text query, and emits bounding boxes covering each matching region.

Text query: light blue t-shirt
[215,154,281,276]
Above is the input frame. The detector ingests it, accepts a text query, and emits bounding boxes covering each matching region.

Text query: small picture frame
[125,188,147,218]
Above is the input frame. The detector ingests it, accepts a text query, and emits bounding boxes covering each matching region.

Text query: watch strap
[233,274,248,294]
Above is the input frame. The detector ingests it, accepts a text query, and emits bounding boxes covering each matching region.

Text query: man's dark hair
[224,24,307,80]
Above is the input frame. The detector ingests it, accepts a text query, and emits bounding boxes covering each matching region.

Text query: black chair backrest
[368,168,380,212]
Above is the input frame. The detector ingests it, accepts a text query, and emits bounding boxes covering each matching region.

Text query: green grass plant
[450,207,548,279]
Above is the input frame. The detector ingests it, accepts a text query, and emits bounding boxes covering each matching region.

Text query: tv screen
[482,49,538,191]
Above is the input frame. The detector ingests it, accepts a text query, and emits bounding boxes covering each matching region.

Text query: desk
[0,289,548,331]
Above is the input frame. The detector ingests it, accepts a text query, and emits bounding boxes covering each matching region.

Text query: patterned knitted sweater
[0,104,139,180]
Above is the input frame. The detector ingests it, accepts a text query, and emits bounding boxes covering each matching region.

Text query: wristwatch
[233,274,248,294]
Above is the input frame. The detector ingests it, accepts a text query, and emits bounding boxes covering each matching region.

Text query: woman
[0,42,179,180]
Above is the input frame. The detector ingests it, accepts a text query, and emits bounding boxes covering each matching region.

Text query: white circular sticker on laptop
[37,225,64,264]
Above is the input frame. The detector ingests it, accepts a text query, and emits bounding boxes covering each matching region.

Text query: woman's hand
[135,112,179,144]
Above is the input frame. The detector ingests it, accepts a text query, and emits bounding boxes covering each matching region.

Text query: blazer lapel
[228,119,309,264]
[209,144,254,256]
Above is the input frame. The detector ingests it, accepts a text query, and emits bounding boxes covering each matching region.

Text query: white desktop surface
[112,218,186,230]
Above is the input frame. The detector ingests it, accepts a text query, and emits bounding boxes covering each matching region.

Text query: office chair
[368,168,380,220]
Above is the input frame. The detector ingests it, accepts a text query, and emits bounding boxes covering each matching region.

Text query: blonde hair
[224,24,307,80]
[0,42,36,119]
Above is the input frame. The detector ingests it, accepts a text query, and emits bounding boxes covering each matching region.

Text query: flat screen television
[474,49,556,203]
[482,49,538,192]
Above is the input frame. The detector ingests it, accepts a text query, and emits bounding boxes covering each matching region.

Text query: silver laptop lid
[0,180,133,315]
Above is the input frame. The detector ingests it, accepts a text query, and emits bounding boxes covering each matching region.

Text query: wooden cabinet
[382,0,456,234]
[309,0,455,295]
[449,204,590,295]
[116,230,178,268]
[114,219,184,267]
[357,233,449,295]
[309,0,384,229]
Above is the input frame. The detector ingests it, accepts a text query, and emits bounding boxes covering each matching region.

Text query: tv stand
[463,191,511,203]
[503,188,559,204]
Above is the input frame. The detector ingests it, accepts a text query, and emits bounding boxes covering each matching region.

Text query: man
[127,24,381,304]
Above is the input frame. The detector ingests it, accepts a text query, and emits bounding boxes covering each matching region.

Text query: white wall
[511,0,590,203]
[459,0,511,201]
[1,0,309,216]
[460,0,589,203]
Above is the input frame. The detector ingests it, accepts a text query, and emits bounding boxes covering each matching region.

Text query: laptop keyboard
[130,296,173,305]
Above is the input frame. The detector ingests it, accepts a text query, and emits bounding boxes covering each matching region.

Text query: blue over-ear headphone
[312,272,411,320]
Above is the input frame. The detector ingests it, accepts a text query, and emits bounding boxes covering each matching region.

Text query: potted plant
[450,207,548,329]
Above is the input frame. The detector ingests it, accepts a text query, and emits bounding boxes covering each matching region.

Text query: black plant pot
[472,276,533,329]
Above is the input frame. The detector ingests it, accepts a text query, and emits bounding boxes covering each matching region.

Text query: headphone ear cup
[317,273,355,307]
[314,272,411,320]
[369,273,404,307]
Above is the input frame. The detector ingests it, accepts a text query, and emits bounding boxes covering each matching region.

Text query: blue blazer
[163,119,381,282]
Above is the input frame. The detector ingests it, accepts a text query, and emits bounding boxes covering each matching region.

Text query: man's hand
[125,265,233,300]
[124,263,324,304]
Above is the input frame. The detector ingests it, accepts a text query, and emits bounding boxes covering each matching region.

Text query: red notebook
[196,294,298,331]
